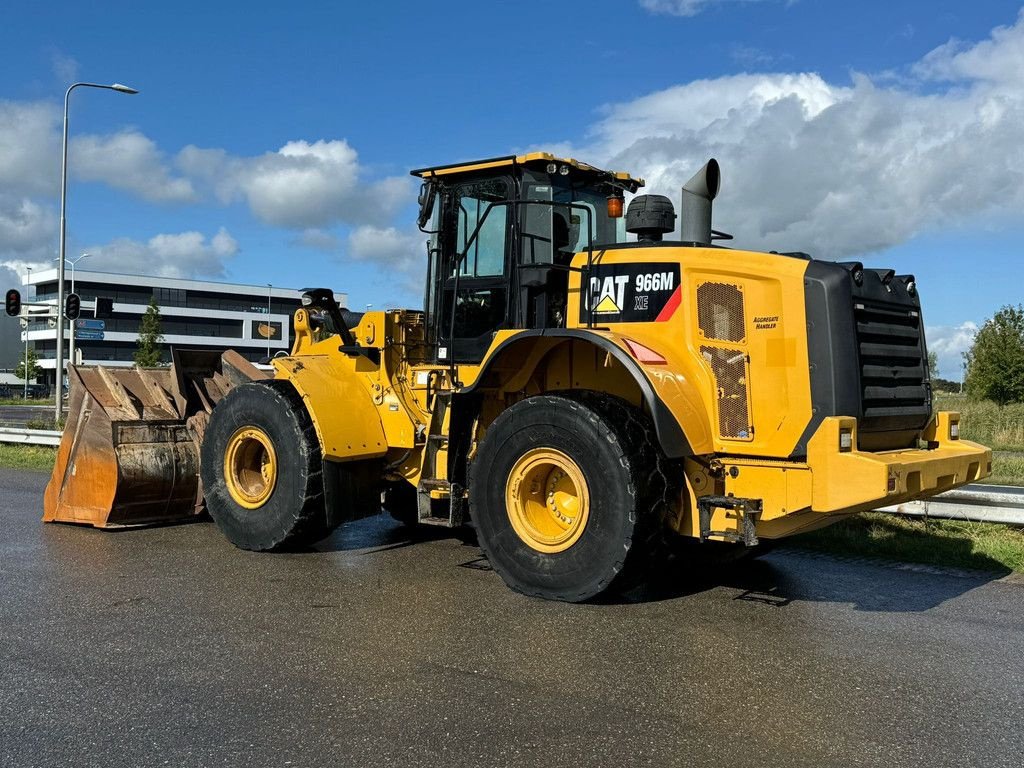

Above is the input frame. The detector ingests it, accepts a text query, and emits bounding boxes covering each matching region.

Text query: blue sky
[1,0,1022,377]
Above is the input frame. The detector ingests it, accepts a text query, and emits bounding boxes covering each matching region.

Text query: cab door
[439,176,512,364]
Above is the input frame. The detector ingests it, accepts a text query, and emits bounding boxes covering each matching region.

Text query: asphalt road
[2,469,1023,768]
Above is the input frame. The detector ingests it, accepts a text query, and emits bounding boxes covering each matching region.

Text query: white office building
[21,269,347,386]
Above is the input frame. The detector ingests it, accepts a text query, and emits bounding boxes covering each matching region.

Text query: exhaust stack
[680,159,721,246]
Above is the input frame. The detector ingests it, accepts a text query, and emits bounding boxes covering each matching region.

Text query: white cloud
[210,228,238,257]
[347,225,424,268]
[50,52,79,83]
[729,44,781,67]
[71,130,196,203]
[639,0,774,17]
[572,10,1024,259]
[346,225,427,294]
[178,139,413,229]
[0,101,59,196]
[926,321,977,379]
[85,227,239,279]
[294,228,340,252]
[0,264,21,294]
[914,11,1024,85]
[0,195,55,263]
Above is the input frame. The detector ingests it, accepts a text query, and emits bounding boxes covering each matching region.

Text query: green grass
[982,453,1024,486]
[935,393,1024,452]
[793,511,1024,573]
[0,444,57,472]
[0,397,55,406]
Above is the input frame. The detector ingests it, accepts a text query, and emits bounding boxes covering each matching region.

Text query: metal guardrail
[878,484,1024,527]
[0,426,62,447]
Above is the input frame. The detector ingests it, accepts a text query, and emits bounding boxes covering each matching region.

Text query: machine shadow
[606,547,1011,613]
[308,513,463,554]
[283,512,1011,615]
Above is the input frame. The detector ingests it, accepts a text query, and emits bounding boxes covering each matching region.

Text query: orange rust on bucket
[43,350,266,529]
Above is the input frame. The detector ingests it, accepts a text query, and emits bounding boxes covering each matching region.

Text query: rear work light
[839,428,853,452]
[622,338,667,365]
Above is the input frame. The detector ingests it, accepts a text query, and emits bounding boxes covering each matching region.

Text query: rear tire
[469,393,679,602]
[201,380,331,551]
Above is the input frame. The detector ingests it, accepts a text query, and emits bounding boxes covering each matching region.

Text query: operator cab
[412,153,643,364]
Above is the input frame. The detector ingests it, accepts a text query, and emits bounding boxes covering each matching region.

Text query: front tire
[201,380,331,551]
[469,393,678,602]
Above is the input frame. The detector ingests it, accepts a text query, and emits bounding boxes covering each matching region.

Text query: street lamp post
[23,266,31,399]
[56,81,138,424]
[266,283,272,358]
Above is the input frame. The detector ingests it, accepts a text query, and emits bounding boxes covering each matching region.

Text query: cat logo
[589,274,629,314]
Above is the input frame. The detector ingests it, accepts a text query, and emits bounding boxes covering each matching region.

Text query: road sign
[76,319,105,330]
[75,330,105,341]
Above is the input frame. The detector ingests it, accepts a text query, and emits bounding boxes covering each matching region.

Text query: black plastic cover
[794,260,932,456]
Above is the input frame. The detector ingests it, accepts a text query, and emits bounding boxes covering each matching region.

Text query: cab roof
[410,151,644,191]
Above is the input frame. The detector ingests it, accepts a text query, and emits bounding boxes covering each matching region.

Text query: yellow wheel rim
[224,427,278,509]
[505,448,590,553]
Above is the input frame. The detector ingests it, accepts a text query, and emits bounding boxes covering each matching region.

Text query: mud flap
[322,458,384,530]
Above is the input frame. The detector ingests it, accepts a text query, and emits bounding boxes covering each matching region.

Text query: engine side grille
[854,302,932,433]
[701,345,753,440]
[697,282,745,342]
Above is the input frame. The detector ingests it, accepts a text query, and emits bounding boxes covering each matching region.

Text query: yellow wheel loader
[44,153,991,602]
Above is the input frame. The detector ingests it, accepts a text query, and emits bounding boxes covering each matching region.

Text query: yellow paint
[223,426,278,509]
[565,245,811,458]
[670,413,990,541]
[505,447,590,553]
[271,182,990,548]
[273,352,388,462]
[593,294,621,313]
[412,151,644,188]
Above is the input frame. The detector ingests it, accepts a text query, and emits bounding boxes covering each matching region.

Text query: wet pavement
[2,467,1023,768]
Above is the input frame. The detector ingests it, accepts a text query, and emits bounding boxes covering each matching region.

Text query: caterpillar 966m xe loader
[45,153,991,601]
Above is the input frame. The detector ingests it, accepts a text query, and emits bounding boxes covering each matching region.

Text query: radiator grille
[854,302,932,432]
[701,345,752,439]
[697,282,745,342]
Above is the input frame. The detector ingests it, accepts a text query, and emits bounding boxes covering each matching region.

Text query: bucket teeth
[43,350,267,529]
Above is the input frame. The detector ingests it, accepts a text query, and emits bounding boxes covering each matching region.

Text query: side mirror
[417,181,437,230]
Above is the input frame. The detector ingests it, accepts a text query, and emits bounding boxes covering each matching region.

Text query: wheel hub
[224,426,278,509]
[505,448,590,553]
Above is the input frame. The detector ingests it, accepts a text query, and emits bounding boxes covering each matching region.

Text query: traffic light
[64,292,81,320]
[95,297,114,318]
[4,288,20,317]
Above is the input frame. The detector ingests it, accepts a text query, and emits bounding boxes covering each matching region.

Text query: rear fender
[458,329,708,458]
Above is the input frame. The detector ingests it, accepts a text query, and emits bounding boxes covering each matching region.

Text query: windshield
[520,171,626,265]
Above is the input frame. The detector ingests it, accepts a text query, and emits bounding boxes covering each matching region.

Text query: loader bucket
[43,350,267,529]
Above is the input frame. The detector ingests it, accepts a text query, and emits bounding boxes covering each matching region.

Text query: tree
[964,304,1024,405]
[15,346,39,382]
[134,298,165,367]
[927,351,939,380]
